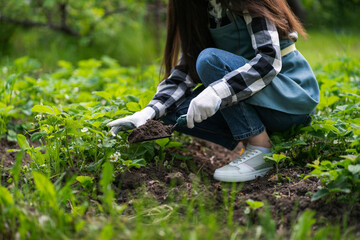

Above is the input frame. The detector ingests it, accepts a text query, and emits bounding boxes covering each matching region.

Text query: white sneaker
[213,145,273,182]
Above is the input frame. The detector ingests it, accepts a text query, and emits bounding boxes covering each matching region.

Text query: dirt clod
[128,120,173,143]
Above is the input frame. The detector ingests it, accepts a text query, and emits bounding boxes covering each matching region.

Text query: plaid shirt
[147,5,282,119]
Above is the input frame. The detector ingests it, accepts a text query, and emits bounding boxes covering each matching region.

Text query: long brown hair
[163,0,307,83]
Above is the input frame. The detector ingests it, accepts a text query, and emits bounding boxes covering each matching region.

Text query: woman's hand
[186,87,221,128]
[107,107,155,136]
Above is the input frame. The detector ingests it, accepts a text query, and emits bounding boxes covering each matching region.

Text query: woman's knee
[196,48,221,86]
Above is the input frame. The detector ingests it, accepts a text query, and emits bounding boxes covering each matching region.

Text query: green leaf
[76,176,94,189]
[7,130,17,142]
[126,95,139,103]
[93,91,113,102]
[327,175,352,193]
[139,96,152,109]
[155,138,170,147]
[17,134,30,150]
[31,105,55,115]
[132,158,146,167]
[245,199,264,210]
[100,162,114,212]
[166,141,183,148]
[65,119,83,129]
[272,154,288,162]
[0,186,14,206]
[311,188,329,201]
[321,124,340,133]
[85,159,104,172]
[113,109,130,116]
[88,128,105,138]
[92,112,106,119]
[52,106,61,115]
[30,132,47,142]
[126,102,141,112]
[92,122,103,128]
[100,162,114,189]
[76,176,94,184]
[33,172,57,209]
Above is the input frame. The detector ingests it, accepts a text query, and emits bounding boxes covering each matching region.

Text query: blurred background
[0,0,359,71]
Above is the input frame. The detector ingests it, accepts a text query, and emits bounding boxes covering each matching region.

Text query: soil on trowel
[128,120,173,143]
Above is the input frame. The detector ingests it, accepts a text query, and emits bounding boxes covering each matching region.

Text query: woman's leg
[196,48,270,148]
[193,48,275,182]
[161,85,241,150]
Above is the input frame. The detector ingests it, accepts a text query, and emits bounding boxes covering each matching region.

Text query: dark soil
[0,138,18,168]
[115,138,360,232]
[2,134,360,233]
[128,120,173,143]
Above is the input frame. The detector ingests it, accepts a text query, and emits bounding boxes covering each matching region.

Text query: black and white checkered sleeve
[209,14,282,107]
[147,66,196,119]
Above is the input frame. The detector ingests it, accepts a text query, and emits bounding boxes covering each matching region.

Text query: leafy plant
[265,153,289,180]
[244,199,264,224]
[307,155,360,202]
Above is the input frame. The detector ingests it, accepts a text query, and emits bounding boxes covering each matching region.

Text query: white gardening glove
[186,87,221,129]
[107,107,155,136]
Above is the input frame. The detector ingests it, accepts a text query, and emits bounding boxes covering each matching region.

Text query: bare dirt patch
[0,139,18,168]
[115,138,360,230]
[2,135,359,231]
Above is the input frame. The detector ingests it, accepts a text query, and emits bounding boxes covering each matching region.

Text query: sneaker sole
[213,167,273,182]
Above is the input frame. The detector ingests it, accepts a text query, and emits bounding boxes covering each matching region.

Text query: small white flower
[97,144,102,148]
[81,127,89,133]
[35,114,42,120]
[109,156,117,163]
[109,152,121,162]
[65,94,70,100]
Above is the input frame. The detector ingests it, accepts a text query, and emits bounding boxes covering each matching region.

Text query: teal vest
[209,16,320,115]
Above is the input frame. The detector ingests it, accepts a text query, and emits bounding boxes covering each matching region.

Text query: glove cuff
[140,107,156,120]
[210,79,231,100]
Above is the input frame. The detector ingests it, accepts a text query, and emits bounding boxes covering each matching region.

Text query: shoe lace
[229,149,260,166]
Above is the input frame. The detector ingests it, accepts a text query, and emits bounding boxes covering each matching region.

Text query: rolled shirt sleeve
[147,66,196,119]
[209,13,282,107]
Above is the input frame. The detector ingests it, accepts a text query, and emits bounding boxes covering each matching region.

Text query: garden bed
[116,138,360,231]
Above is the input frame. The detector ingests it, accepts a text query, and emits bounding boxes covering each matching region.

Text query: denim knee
[196,48,221,86]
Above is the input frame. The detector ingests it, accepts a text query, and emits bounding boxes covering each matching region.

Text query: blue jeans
[162,48,311,150]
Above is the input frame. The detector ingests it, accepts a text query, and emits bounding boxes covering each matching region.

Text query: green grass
[2,25,359,72]
[0,23,164,71]
[297,29,360,68]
